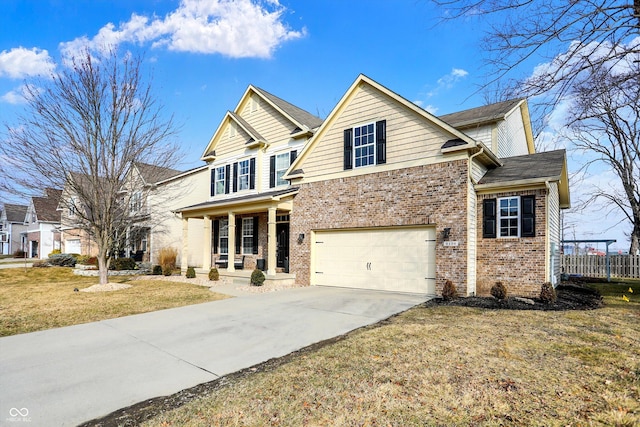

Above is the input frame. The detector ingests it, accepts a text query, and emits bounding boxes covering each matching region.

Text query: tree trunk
[97,253,109,285]
[630,222,640,256]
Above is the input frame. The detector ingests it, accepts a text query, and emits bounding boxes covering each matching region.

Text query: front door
[276,223,289,271]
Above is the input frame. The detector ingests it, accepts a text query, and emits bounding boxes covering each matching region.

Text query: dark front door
[276,223,289,271]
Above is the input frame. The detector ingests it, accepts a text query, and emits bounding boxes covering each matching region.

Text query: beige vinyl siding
[215,123,248,157]
[462,126,493,149]
[470,157,488,184]
[547,181,561,284]
[239,94,297,143]
[467,177,477,295]
[302,84,456,179]
[497,109,529,158]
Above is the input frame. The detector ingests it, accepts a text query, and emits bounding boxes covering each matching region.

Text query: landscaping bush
[48,253,77,267]
[13,249,26,258]
[186,266,196,278]
[490,281,508,300]
[209,267,219,281]
[48,249,61,257]
[250,269,265,286]
[159,247,177,274]
[441,279,459,300]
[76,255,98,266]
[32,260,50,268]
[540,282,557,303]
[152,265,163,275]
[110,257,137,271]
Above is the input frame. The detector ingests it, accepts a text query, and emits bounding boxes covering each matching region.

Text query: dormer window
[269,150,298,188]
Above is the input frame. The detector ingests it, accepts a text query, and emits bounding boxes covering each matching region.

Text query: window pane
[353,123,376,168]
[242,218,254,254]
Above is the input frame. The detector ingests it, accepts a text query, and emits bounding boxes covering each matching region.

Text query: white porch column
[181,217,189,272]
[227,212,236,272]
[267,207,277,276]
[202,215,212,270]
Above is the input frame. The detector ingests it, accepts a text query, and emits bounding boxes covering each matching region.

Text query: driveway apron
[0,286,429,426]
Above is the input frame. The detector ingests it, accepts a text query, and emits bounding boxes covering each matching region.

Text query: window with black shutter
[483,198,497,238]
[344,120,386,169]
[521,195,536,237]
[213,219,219,254]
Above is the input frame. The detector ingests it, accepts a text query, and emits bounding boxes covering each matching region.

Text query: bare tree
[1,49,180,284]
[563,63,640,254]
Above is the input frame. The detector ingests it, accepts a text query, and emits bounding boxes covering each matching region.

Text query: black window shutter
[483,198,497,238]
[269,155,276,188]
[225,165,230,194]
[252,216,259,254]
[210,168,215,197]
[376,120,386,165]
[521,195,536,237]
[232,162,238,192]
[235,217,242,254]
[344,128,353,170]
[290,150,297,164]
[213,219,219,254]
[249,158,256,190]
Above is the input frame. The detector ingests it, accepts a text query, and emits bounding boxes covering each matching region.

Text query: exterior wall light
[442,227,451,240]
[298,233,305,243]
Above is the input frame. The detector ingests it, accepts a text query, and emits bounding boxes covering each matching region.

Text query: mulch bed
[424,282,604,311]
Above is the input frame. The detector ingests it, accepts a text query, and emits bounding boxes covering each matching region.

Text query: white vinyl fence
[561,255,640,279]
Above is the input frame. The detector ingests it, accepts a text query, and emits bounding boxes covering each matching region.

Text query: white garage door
[65,239,81,254]
[313,227,436,294]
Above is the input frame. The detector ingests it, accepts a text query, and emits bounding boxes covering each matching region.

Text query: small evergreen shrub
[13,249,26,258]
[163,266,173,276]
[110,257,137,271]
[209,267,219,281]
[491,281,508,300]
[540,282,557,303]
[76,255,98,266]
[441,279,459,300]
[48,253,77,267]
[152,265,163,275]
[186,266,196,278]
[250,269,265,286]
[48,249,61,257]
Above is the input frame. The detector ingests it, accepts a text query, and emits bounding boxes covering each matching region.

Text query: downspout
[468,146,484,297]
[545,180,552,285]
[468,147,484,185]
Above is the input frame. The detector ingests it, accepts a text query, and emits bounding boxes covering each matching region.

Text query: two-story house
[22,188,62,259]
[0,203,28,255]
[178,75,569,297]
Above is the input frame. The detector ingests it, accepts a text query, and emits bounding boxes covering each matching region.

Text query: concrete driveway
[0,285,429,426]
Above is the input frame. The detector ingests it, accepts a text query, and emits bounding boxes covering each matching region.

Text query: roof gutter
[468,146,484,185]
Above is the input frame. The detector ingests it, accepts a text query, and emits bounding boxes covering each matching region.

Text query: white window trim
[215,166,226,196]
[241,217,254,254]
[275,152,291,187]
[353,122,376,168]
[238,159,250,191]
[498,196,520,238]
[219,219,229,255]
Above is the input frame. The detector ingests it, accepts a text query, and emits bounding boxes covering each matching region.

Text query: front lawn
[137,281,639,426]
[0,267,228,336]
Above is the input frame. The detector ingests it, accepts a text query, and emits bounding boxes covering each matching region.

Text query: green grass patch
[0,267,228,336]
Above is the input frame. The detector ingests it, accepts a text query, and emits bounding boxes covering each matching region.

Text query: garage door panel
[313,227,436,294]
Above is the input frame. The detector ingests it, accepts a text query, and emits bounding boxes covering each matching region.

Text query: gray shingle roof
[32,189,62,222]
[230,111,266,143]
[178,187,299,213]
[2,203,28,223]
[252,86,323,130]
[135,163,181,185]
[478,149,566,185]
[440,99,523,128]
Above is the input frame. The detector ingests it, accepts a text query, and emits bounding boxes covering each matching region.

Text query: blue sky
[0,0,630,250]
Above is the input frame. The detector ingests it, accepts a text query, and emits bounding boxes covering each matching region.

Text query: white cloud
[59,0,304,62]
[0,85,30,104]
[415,68,469,109]
[0,47,55,79]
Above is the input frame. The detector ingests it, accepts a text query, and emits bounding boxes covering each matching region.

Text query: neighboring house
[22,188,62,259]
[177,85,323,276]
[178,75,570,297]
[0,203,28,255]
[58,173,99,256]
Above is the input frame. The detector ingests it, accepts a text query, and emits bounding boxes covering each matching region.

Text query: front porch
[194,267,296,287]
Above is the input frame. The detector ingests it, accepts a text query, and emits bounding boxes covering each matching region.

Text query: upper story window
[238,159,250,191]
[68,196,78,218]
[483,195,536,238]
[344,120,386,170]
[269,150,298,188]
[130,191,143,214]
[210,165,231,197]
[232,158,256,192]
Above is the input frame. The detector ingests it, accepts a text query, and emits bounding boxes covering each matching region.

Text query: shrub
[186,266,196,278]
[250,269,265,286]
[48,249,61,257]
[76,255,98,266]
[48,253,77,267]
[441,279,459,300]
[209,267,219,281]
[152,265,163,275]
[159,247,178,273]
[110,257,137,271]
[13,249,26,258]
[32,260,50,268]
[491,281,508,300]
[540,282,557,303]
[163,266,173,276]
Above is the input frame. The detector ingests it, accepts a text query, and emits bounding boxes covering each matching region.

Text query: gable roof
[135,162,181,185]
[440,99,524,128]
[286,74,501,180]
[2,203,28,223]
[32,188,62,222]
[477,149,570,208]
[252,86,323,130]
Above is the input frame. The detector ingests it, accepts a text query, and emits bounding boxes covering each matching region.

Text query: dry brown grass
[144,282,639,426]
[0,267,228,336]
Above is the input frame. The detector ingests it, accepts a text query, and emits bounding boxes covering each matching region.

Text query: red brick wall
[290,160,470,295]
[476,188,548,297]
